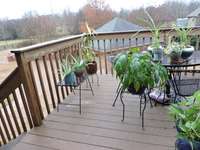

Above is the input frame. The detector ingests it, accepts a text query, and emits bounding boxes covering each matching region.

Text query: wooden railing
[0,67,33,145]
[0,27,200,146]
[92,27,200,74]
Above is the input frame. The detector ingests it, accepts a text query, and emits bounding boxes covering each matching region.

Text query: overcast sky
[0,0,193,19]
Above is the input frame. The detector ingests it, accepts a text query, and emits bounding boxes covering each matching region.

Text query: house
[175,7,200,27]
[96,17,144,33]
[94,17,144,51]
[187,7,200,27]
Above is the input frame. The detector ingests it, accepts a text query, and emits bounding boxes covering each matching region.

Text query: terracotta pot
[170,55,183,64]
[86,61,97,75]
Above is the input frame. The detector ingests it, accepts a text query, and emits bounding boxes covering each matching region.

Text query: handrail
[0,67,21,101]
[11,34,84,53]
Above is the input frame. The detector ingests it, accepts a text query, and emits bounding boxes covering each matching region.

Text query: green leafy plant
[173,24,192,49]
[164,37,182,57]
[71,55,86,72]
[82,35,95,63]
[169,90,200,143]
[82,24,96,63]
[144,10,162,50]
[60,55,73,79]
[114,48,168,91]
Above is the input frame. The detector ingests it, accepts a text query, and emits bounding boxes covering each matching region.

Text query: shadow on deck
[11,74,176,150]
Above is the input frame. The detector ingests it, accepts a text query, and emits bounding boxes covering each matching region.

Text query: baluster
[42,56,56,108]
[103,40,108,74]
[7,96,21,134]
[18,85,33,128]
[97,40,102,74]
[29,62,44,119]
[35,59,50,114]
[0,121,6,144]
[12,91,27,132]
[49,53,60,104]
[54,52,65,99]
[2,100,16,138]
[0,105,11,141]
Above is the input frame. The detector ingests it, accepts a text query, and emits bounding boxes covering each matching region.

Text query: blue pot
[193,141,200,150]
[176,139,192,150]
[176,139,200,150]
[64,72,76,85]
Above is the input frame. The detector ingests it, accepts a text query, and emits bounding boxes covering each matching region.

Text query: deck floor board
[12,74,176,150]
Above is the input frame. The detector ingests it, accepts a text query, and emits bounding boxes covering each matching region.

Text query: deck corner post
[14,52,43,127]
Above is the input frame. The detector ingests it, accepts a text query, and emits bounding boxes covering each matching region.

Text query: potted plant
[144,10,163,62]
[60,56,76,85]
[165,25,194,64]
[174,25,194,60]
[113,48,168,95]
[164,38,183,64]
[82,24,97,75]
[169,91,200,150]
[71,55,86,79]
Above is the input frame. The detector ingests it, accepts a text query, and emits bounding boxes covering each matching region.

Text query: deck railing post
[14,52,43,126]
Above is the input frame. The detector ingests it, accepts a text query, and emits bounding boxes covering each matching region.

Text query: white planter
[147,46,164,61]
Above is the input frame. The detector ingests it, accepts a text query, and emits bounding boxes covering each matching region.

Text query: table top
[162,51,200,67]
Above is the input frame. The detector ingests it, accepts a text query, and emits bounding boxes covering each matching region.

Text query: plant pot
[181,46,194,60]
[127,84,145,95]
[170,54,183,64]
[147,46,163,61]
[176,138,200,150]
[64,72,76,85]
[86,61,97,75]
[74,69,85,78]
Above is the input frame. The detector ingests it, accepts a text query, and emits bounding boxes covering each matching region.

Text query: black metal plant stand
[57,74,94,114]
[112,85,148,129]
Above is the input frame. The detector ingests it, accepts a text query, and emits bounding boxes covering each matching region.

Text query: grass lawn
[0,39,28,50]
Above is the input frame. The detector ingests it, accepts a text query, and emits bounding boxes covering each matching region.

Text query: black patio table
[161,51,200,102]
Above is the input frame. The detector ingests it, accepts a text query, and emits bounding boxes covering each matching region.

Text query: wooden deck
[11,74,176,150]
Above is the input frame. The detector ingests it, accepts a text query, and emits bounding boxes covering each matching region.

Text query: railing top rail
[11,34,84,54]
[93,26,200,36]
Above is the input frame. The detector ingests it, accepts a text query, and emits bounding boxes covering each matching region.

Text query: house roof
[95,17,144,33]
[187,7,200,18]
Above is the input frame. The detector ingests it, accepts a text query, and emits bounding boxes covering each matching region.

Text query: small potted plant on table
[144,10,164,62]
[169,90,200,150]
[164,25,194,64]
[175,25,194,60]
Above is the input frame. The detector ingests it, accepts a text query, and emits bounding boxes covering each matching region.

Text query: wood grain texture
[13,75,176,150]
